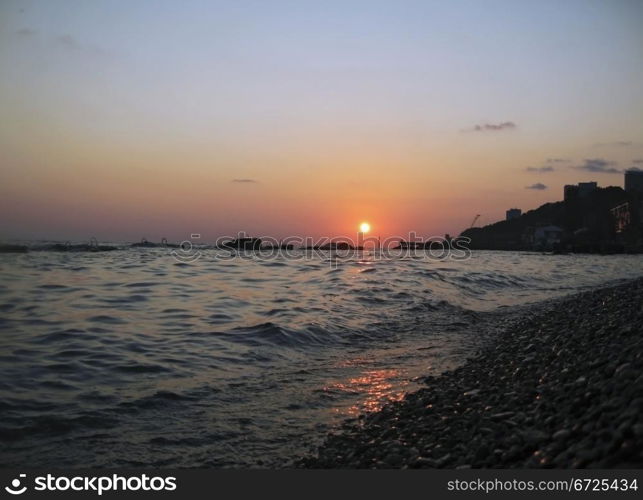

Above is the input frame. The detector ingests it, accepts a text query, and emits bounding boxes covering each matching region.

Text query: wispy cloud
[593,140,642,148]
[526,166,555,173]
[55,34,80,50]
[525,183,547,190]
[525,157,569,173]
[50,33,111,58]
[546,158,569,164]
[231,178,259,184]
[573,158,621,174]
[15,27,37,37]
[14,29,112,59]
[468,121,516,132]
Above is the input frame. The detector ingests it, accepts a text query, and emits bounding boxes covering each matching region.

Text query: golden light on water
[359,222,371,233]
[325,369,406,417]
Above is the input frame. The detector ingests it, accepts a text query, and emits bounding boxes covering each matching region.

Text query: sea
[1,245,642,467]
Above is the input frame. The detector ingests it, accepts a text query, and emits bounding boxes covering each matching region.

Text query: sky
[1,0,643,242]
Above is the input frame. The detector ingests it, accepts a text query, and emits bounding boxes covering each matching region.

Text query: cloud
[546,158,569,164]
[55,34,80,50]
[573,158,621,174]
[526,166,555,173]
[525,157,569,173]
[633,159,643,164]
[231,178,259,184]
[593,141,642,148]
[470,121,516,132]
[525,183,548,190]
[15,27,36,37]
[13,28,112,60]
[52,33,111,58]
[627,167,642,172]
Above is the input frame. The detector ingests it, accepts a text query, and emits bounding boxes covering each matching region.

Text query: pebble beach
[302,278,643,468]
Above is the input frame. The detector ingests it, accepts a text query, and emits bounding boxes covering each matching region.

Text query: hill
[459,187,641,252]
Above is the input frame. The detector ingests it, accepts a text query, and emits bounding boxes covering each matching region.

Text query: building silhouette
[506,208,521,220]
[625,169,643,194]
[564,181,597,201]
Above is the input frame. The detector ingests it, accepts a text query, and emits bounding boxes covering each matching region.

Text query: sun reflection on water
[325,368,407,417]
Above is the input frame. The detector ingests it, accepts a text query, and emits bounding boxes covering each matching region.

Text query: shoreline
[300,278,643,468]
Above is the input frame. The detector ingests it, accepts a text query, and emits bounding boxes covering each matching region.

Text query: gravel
[300,278,643,468]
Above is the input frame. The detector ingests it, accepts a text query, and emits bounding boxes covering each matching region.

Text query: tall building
[506,208,521,220]
[625,169,643,194]
[564,184,578,201]
[564,181,597,201]
[578,182,598,197]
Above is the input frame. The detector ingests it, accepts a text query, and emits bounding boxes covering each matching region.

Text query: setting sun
[359,222,371,233]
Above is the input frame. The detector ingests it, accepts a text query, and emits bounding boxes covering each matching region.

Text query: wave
[1,251,642,467]
[218,322,343,348]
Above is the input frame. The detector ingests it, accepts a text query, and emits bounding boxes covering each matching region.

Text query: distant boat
[131,237,179,248]
[45,241,117,252]
[261,242,295,250]
[131,237,156,248]
[308,242,358,250]
[394,240,449,250]
[394,240,426,250]
[222,237,262,250]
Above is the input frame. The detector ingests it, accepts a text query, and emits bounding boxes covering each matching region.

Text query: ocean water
[1,248,642,467]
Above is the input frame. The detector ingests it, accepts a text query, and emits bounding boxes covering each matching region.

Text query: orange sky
[1,1,642,242]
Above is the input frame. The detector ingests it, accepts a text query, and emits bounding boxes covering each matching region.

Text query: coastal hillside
[460,187,641,252]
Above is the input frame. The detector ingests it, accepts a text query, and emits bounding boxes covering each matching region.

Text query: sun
[359,222,371,233]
